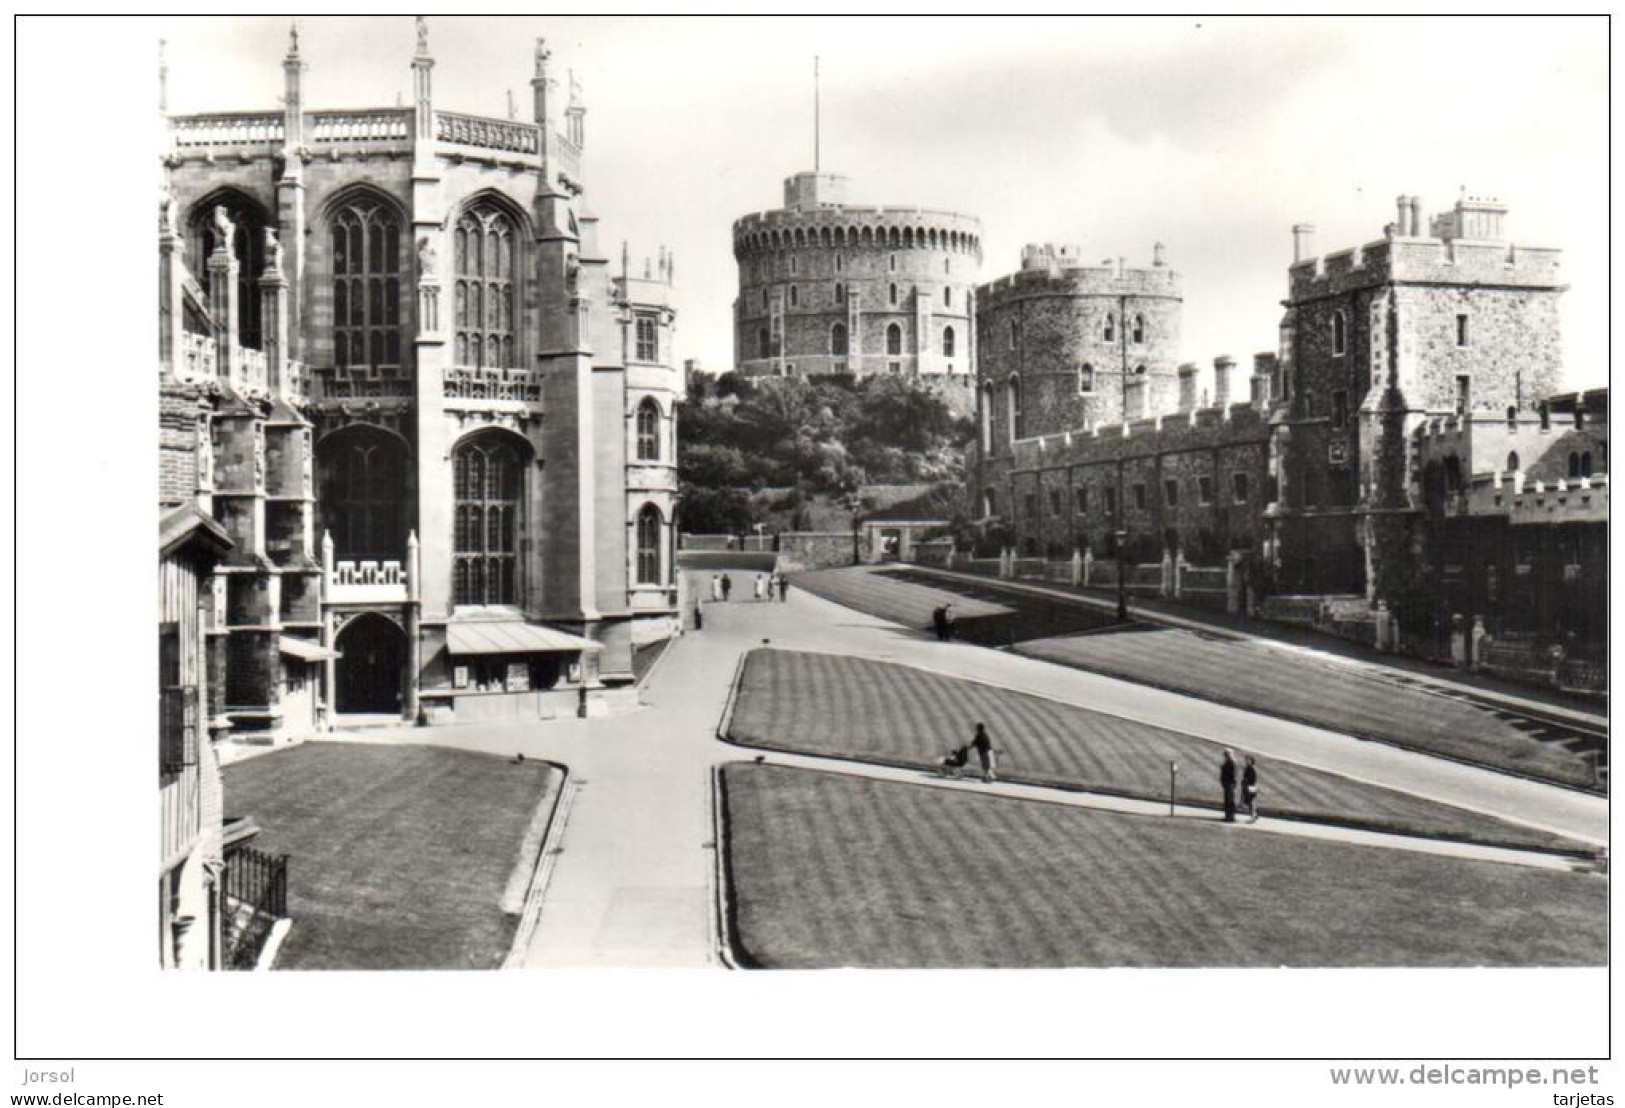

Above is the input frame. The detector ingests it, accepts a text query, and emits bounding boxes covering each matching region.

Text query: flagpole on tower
[814,56,820,172]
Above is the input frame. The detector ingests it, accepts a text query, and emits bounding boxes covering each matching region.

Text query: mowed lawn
[726,649,1584,854]
[223,742,561,970]
[721,764,1607,968]
[794,565,1010,629]
[1017,626,1596,788]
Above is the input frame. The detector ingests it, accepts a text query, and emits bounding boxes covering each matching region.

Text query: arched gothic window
[1506,451,1520,474]
[636,504,663,586]
[636,398,661,462]
[830,322,848,357]
[789,285,799,308]
[886,323,903,356]
[942,326,956,357]
[1568,452,1581,478]
[454,203,517,369]
[453,433,523,606]
[1008,376,1024,440]
[192,194,267,350]
[319,426,408,559]
[758,328,771,359]
[1132,315,1146,344]
[331,196,403,370]
[1103,314,1115,343]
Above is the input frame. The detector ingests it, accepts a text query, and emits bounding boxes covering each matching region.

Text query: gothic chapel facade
[158,21,681,738]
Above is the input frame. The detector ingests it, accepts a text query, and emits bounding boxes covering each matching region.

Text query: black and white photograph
[11,10,1614,1102]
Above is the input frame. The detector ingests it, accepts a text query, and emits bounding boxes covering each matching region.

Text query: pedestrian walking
[1219,748,1238,823]
[971,722,996,783]
[720,573,732,601]
[777,574,789,602]
[942,603,957,641]
[1241,755,1260,823]
[754,573,767,601]
[931,605,947,641]
[709,573,721,602]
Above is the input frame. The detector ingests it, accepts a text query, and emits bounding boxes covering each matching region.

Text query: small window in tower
[1104,486,1117,518]
[635,315,658,362]
[1456,314,1469,347]
[1332,310,1347,357]
[835,254,843,273]
[889,283,898,306]
[762,289,769,310]
[1050,489,1063,516]
[1332,389,1349,429]
[1231,472,1250,504]
[1568,452,1581,478]
[889,254,897,272]
[1133,315,1145,344]
[886,323,902,356]
[789,285,798,308]
[1104,314,1115,343]
[1009,320,1018,350]
[944,287,952,308]
[758,328,771,359]
[1076,486,1089,514]
[830,322,848,357]
[790,256,798,275]
[1163,479,1180,507]
[1024,493,1038,520]
[835,282,844,305]
[1456,375,1471,416]
[1197,476,1214,506]
[942,326,956,357]
[1078,364,1094,394]
[1506,451,1520,474]
[944,258,951,275]
[1132,483,1147,511]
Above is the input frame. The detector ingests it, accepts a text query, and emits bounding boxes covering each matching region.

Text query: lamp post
[1169,760,1179,817]
[1115,528,1129,621]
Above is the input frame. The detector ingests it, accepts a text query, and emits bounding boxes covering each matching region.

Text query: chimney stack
[1177,364,1198,413]
[1213,355,1235,408]
[1152,242,1167,267]
[1409,196,1424,237]
[1292,223,1315,263]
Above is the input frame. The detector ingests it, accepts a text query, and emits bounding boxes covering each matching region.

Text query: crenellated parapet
[733,204,983,259]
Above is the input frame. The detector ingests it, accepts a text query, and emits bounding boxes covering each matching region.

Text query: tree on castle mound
[678,373,974,531]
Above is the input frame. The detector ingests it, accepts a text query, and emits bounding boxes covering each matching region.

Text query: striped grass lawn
[721,763,1607,968]
[223,742,560,970]
[1018,626,1595,788]
[726,649,1583,854]
[794,564,1010,628]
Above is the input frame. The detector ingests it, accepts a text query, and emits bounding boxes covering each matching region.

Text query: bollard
[1169,761,1179,817]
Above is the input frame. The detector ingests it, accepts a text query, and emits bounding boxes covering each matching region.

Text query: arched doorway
[335,613,406,715]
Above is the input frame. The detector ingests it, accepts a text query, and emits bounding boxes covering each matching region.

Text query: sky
[160,15,1608,393]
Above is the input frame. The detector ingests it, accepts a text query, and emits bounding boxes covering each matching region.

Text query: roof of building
[445,618,603,656]
[159,503,232,560]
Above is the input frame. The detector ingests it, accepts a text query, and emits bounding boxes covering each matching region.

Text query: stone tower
[732,171,982,379]
[1271,193,1564,596]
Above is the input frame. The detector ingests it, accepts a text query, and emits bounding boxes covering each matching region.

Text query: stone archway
[334,613,406,715]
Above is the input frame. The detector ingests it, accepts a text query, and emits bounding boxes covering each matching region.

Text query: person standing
[1241,755,1260,823]
[942,603,957,641]
[1219,749,1238,823]
[754,573,767,601]
[971,722,996,783]
[721,573,732,602]
[777,574,789,603]
[710,573,721,602]
[931,605,947,641]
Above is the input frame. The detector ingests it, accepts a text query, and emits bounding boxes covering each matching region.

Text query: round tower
[974,244,1183,453]
[732,172,982,379]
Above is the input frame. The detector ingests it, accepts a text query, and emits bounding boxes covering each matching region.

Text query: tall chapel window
[636,504,663,586]
[454,204,516,370]
[331,198,402,370]
[453,433,522,606]
[636,398,661,462]
[635,315,658,362]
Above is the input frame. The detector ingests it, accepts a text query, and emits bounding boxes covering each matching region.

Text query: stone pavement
[322,572,1605,967]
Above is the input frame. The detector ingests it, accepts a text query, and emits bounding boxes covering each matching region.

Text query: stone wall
[777,531,856,571]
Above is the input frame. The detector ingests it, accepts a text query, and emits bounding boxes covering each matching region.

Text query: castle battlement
[979,263,1181,301]
[1005,399,1271,470]
[1287,194,1563,300]
[732,204,983,256]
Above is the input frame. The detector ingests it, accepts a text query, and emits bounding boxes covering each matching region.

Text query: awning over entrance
[446,620,603,656]
[279,636,340,662]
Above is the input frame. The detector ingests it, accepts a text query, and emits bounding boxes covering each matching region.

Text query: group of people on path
[930,603,958,642]
[707,572,789,604]
[938,725,1262,823]
[1219,748,1261,823]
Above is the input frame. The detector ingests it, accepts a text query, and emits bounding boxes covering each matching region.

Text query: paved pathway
[322,573,1605,967]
